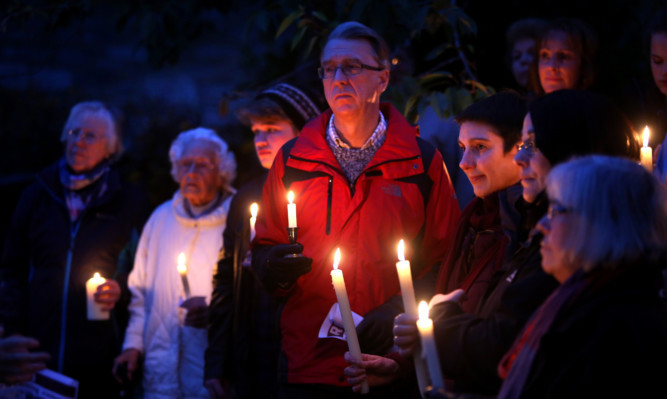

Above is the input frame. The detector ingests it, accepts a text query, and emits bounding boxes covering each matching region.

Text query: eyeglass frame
[317,61,385,80]
[176,158,217,174]
[68,128,106,144]
[516,139,540,156]
[546,202,573,220]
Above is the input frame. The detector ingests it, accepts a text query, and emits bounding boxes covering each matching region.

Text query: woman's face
[538,30,582,93]
[65,114,111,173]
[176,141,222,206]
[537,199,580,283]
[511,38,536,89]
[514,113,552,203]
[252,119,298,169]
[650,32,667,96]
[458,121,520,198]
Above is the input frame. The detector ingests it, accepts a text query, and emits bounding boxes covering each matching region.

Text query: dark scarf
[496,266,623,398]
[435,192,509,312]
[58,157,111,221]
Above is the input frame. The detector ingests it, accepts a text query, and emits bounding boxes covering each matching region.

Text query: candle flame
[643,126,650,148]
[250,202,258,218]
[333,248,341,270]
[418,300,429,320]
[287,191,294,204]
[94,272,101,279]
[397,239,405,262]
[177,252,187,275]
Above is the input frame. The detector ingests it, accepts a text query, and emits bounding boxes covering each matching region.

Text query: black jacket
[430,194,559,395]
[205,171,282,398]
[0,161,149,396]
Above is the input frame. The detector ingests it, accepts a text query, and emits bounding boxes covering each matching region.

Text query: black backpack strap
[395,137,436,208]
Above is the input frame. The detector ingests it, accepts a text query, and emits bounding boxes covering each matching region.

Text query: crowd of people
[1,13,667,399]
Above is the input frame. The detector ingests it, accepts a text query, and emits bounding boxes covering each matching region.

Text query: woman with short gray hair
[114,127,236,399]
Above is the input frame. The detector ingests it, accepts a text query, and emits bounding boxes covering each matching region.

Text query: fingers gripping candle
[86,272,109,320]
[330,248,369,394]
[396,240,431,397]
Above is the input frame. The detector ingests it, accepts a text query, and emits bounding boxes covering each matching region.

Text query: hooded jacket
[123,191,231,399]
[253,103,460,386]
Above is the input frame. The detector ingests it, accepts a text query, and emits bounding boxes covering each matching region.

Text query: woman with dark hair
[534,18,598,94]
[497,155,667,398]
[347,90,640,397]
[505,18,546,94]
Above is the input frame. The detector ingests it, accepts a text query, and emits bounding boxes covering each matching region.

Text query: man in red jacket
[252,21,461,398]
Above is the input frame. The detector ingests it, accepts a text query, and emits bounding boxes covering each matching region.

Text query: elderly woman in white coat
[113,127,236,399]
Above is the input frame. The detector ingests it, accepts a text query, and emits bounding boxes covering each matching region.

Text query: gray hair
[324,21,391,68]
[169,127,237,193]
[546,155,667,271]
[60,101,123,156]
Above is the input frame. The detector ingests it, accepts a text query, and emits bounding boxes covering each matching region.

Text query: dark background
[1,0,664,247]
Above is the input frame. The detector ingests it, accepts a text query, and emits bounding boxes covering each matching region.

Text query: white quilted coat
[123,191,231,399]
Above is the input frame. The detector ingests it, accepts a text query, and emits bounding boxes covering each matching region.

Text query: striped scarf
[58,158,110,221]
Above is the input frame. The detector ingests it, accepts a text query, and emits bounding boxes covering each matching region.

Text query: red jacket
[254,103,460,386]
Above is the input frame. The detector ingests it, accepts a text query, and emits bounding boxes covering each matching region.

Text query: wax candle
[287,191,297,228]
[177,252,191,298]
[86,272,109,320]
[417,301,445,391]
[396,239,430,398]
[641,126,653,171]
[330,248,369,394]
[249,202,258,242]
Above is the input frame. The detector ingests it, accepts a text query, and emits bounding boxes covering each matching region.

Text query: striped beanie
[255,83,324,130]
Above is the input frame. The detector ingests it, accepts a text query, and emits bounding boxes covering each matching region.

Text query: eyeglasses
[547,203,572,220]
[68,128,105,144]
[516,140,539,156]
[177,159,216,173]
[317,62,384,79]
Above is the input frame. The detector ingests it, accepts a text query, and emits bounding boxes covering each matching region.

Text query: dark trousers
[277,382,419,399]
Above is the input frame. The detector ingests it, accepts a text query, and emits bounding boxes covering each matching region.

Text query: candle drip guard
[285,227,303,257]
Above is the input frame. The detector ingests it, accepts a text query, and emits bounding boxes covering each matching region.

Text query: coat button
[413,163,419,169]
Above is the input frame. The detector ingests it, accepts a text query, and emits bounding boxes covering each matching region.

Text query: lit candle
[417,301,445,391]
[330,248,369,394]
[177,252,191,298]
[287,191,297,228]
[396,239,430,397]
[86,272,109,320]
[249,202,258,242]
[641,126,653,171]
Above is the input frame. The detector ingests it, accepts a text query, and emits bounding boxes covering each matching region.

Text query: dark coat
[500,257,667,399]
[0,161,149,397]
[430,194,559,395]
[205,171,282,398]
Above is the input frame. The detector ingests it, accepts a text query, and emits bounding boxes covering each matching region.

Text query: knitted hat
[254,83,325,130]
[529,90,639,166]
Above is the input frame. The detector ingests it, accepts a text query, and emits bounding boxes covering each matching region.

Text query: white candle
[417,301,445,391]
[249,202,258,242]
[641,126,653,171]
[396,239,430,398]
[287,191,297,228]
[86,272,109,320]
[177,252,191,298]
[330,248,369,394]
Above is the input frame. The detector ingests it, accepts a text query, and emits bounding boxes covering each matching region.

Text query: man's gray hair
[169,127,237,193]
[324,21,391,68]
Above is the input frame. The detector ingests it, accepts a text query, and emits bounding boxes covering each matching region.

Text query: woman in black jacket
[0,101,149,398]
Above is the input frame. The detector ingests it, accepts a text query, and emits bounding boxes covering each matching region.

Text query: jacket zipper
[58,219,81,372]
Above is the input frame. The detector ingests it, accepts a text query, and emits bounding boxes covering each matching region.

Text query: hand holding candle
[177,252,191,298]
[641,126,653,171]
[86,272,110,320]
[249,202,258,242]
[330,248,369,394]
[417,301,445,391]
[395,239,430,397]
